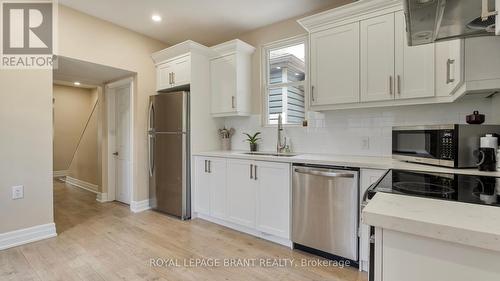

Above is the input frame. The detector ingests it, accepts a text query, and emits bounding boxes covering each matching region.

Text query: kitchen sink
[242,152,298,157]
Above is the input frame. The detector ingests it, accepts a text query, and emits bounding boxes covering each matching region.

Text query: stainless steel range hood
[404,0,499,46]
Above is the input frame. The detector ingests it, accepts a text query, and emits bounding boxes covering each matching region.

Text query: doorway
[52,56,136,210]
[106,78,134,205]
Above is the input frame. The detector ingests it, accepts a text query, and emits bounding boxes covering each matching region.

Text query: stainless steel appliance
[392,124,500,168]
[148,92,190,219]
[292,165,359,261]
[404,0,499,46]
[362,169,500,281]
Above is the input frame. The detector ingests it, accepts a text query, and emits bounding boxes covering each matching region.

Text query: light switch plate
[12,185,24,200]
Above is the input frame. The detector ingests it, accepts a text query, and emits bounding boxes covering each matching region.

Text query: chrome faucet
[277,114,287,154]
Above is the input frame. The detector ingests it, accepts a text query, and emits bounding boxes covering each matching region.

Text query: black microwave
[392,125,500,168]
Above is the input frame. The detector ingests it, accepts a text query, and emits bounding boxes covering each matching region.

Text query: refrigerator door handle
[148,99,155,177]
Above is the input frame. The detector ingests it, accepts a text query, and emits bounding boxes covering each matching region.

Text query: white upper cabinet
[310,22,360,106]
[360,13,395,102]
[210,54,237,114]
[435,40,463,97]
[156,55,191,91]
[171,55,191,88]
[210,40,255,117]
[465,37,500,84]
[394,11,435,99]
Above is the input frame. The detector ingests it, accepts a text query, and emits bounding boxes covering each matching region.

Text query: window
[263,37,307,126]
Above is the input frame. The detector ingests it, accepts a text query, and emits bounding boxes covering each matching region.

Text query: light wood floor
[0,181,368,281]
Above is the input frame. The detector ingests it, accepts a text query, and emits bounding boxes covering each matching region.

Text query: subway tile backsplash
[224,96,497,157]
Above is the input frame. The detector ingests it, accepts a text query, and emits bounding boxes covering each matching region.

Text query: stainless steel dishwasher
[292,164,359,261]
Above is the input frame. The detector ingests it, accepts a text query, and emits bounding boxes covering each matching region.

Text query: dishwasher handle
[294,168,355,178]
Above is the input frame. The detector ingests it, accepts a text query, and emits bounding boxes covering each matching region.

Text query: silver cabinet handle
[208,160,211,173]
[231,96,235,109]
[389,76,393,95]
[168,72,172,85]
[113,152,119,156]
[294,168,355,178]
[204,160,208,173]
[250,164,253,179]
[172,72,175,85]
[311,86,315,102]
[254,165,257,181]
[397,75,401,95]
[446,59,455,84]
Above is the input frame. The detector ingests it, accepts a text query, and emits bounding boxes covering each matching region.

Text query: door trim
[105,77,134,206]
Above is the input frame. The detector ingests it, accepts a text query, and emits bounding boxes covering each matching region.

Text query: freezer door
[150,92,188,133]
[149,132,189,218]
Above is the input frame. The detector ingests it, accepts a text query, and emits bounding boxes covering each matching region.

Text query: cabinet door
[394,11,435,99]
[255,161,290,239]
[226,159,256,228]
[208,158,227,220]
[157,63,173,91]
[360,13,395,102]
[310,22,360,105]
[194,157,210,215]
[436,39,463,97]
[465,36,500,82]
[210,54,236,115]
[359,169,387,272]
[172,55,191,87]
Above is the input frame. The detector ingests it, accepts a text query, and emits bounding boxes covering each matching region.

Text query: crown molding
[298,0,402,32]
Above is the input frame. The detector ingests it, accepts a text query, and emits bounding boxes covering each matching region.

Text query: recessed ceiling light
[74,81,81,86]
[152,14,162,22]
[276,66,281,70]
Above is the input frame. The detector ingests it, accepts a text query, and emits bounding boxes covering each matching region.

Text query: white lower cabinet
[255,161,290,239]
[227,159,256,228]
[359,169,387,272]
[208,158,227,219]
[194,157,211,215]
[193,156,291,245]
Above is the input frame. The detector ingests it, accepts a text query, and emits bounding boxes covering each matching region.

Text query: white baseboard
[64,176,99,194]
[53,170,69,178]
[0,223,57,251]
[130,199,151,213]
[96,193,110,203]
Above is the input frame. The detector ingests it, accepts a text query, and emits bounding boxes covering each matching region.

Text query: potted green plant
[243,132,261,152]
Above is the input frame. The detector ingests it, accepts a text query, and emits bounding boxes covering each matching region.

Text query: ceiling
[53,56,135,87]
[59,0,349,46]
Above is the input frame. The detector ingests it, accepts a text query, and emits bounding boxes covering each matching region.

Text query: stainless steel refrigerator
[148,91,190,220]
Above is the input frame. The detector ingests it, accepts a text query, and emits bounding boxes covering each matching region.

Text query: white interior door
[114,85,131,204]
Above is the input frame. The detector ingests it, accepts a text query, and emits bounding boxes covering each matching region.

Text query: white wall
[225,96,497,156]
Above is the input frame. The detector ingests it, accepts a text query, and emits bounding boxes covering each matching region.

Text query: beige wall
[57,5,167,201]
[53,84,96,171]
[68,97,99,188]
[0,70,53,233]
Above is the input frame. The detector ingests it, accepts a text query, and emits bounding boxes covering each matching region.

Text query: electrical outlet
[12,185,24,200]
[361,137,370,150]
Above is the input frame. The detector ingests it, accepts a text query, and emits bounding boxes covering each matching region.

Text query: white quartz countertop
[194,150,500,177]
[362,192,500,252]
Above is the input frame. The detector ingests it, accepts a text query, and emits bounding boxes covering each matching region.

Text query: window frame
[261,35,308,127]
